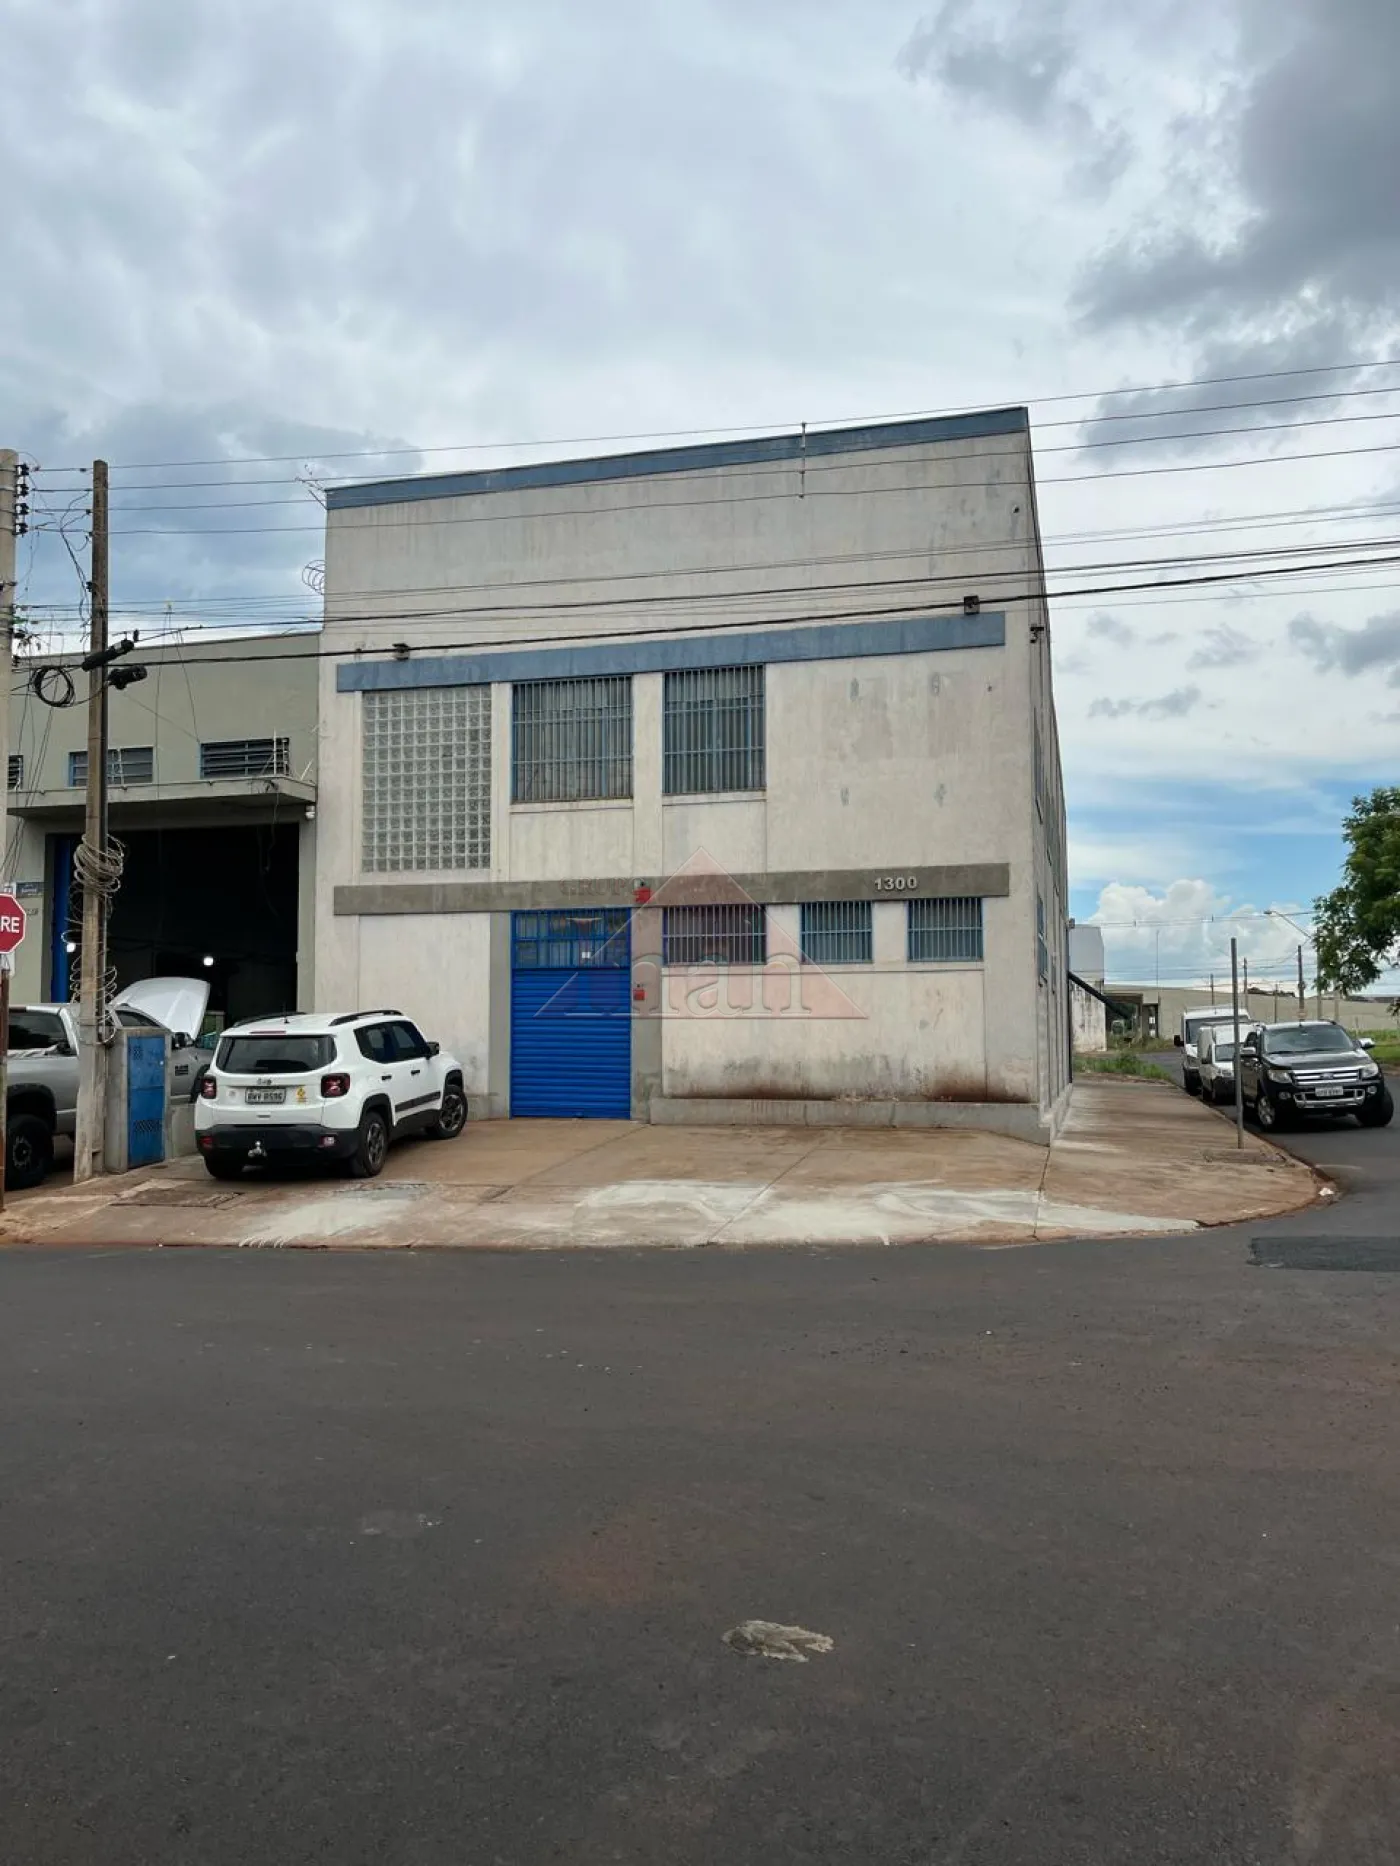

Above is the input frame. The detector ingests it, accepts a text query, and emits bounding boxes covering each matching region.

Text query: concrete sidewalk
[0,1080,1320,1251]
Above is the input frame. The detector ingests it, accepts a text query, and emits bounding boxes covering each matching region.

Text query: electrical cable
[31,393,1400,504]
[20,492,1400,625]
[26,347,1400,475]
[82,435,1400,539]
[14,544,1395,674]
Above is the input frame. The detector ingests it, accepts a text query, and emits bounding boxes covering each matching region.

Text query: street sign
[0,894,28,955]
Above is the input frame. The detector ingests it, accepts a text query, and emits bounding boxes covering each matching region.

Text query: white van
[1175,1006,1252,1096]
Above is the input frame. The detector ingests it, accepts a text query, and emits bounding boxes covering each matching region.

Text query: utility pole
[1230,937,1244,1149]
[0,449,22,1204]
[1296,945,1306,1023]
[73,462,109,1184]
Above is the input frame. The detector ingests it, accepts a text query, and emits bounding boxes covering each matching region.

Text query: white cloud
[1087,879,1312,988]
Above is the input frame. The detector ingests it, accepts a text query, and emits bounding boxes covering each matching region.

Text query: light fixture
[65,939,77,954]
[202,954,215,968]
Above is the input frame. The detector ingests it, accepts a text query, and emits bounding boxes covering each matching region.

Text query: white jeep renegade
[195,1009,467,1180]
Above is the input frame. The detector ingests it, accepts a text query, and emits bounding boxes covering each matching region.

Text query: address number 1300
[873,875,919,892]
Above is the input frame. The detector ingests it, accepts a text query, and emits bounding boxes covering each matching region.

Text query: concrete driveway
[1,1080,1320,1250]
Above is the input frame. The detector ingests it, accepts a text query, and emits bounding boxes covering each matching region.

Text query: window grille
[511,909,631,970]
[361,686,491,872]
[800,901,872,965]
[512,676,632,803]
[907,897,984,963]
[68,746,155,787]
[663,665,764,794]
[200,736,290,779]
[662,904,767,966]
[7,755,21,790]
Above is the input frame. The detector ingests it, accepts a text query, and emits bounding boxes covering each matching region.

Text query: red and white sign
[0,894,28,955]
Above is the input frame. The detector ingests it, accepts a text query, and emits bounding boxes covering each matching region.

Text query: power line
[31,397,1400,508]
[19,535,1400,640]
[65,436,1400,541]
[19,546,1399,674]
[22,493,1400,622]
[26,348,1400,475]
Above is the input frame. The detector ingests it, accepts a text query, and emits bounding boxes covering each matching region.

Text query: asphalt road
[4,1165,1400,1866]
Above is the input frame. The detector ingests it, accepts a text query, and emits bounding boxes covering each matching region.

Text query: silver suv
[195,1009,467,1180]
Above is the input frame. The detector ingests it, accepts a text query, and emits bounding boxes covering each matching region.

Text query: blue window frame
[800,901,872,965]
[907,897,984,964]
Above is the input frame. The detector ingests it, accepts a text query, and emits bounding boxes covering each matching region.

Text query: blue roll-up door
[510,911,632,1118]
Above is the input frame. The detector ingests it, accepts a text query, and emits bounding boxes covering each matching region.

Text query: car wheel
[347,1108,389,1179]
[429,1082,467,1140]
[1256,1089,1286,1132]
[5,1113,54,1191]
[203,1155,245,1182]
[1183,1071,1200,1096]
[1358,1088,1394,1128]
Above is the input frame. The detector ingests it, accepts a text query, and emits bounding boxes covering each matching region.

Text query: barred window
[68,746,154,787]
[361,686,491,873]
[663,904,767,966]
[800,901,872,965]
[200,737,290,779]
[663,665,764,795]
[907,897,984,963]
[512,676,631,803]
[7,755,21,790]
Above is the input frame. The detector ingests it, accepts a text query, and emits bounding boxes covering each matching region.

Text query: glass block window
[663,665,764,794]
[663,904,767,966]
[68,746,154,787]
[200,736,290,779]
[512,676,632,803]
[7,755,21,790]
[512,909,631,970]
[800,901,872,965]
[361,686,491,873]
[907,897,984,963]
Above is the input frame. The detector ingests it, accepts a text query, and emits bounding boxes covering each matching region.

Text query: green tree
[1313,787,1400,992]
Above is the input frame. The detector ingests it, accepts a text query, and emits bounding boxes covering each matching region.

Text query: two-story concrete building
[6,631,318,1022]
[314,409,1069,1139]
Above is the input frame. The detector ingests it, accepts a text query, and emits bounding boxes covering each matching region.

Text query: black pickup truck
[1238,1020,1392,1132]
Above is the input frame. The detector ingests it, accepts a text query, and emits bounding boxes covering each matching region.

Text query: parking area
[1,1080,1320,1251]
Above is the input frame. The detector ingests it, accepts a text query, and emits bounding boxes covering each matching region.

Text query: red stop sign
[0,895,27,955]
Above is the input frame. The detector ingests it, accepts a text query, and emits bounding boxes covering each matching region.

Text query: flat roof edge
[327,407,1031,512]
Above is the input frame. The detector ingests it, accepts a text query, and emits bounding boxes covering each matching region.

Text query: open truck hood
[110,976,211,1044]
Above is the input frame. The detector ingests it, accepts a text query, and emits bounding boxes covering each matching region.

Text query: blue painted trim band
[327,408,1030,511]
[335,611,1006,694]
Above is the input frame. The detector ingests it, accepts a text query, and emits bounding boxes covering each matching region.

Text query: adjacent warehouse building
[6,632,318,1021]
[315,409,1069,1139]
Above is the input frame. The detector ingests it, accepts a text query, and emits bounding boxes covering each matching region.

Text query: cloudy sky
[5,0,1399,988]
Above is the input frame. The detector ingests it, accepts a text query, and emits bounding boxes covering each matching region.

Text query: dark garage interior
[52,822,300,1028]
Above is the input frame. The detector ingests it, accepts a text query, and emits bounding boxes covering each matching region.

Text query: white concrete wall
[356,911,493,1097]
[660,962,988,1101]
[1071,980,1108,1054]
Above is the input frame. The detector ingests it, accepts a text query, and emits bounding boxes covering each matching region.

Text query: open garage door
[51,822,300,1026]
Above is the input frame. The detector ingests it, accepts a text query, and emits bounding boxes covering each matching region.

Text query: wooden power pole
[0,449,19,1204]
[72,462,110,1183]
[1296,945,1306,1023]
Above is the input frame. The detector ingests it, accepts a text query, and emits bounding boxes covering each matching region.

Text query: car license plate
[245,1088,286,1105]
[1313,1086,1344,1098]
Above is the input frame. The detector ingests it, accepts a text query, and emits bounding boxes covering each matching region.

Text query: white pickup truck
[6,979,211,1188]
